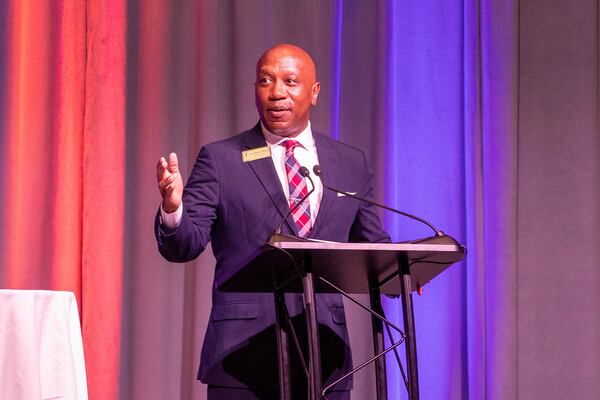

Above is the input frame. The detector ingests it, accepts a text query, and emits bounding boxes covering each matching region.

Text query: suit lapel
[241,124,299,235]
[309,133,337,238]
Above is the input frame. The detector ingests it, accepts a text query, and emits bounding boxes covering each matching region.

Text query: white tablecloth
[0,290,88,400]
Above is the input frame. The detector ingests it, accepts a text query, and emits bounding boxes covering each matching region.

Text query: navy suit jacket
[155,123,389,390]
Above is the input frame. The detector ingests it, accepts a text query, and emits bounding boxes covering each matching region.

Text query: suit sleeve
[155,145,219,262]
[348,151,391,243]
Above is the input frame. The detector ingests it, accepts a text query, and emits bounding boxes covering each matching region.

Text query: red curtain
[1,1,125,399]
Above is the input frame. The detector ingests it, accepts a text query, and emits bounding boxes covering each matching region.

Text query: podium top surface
[219,235,466,295]
[269,237,462,253]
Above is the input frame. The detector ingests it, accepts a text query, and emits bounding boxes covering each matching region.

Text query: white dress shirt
[161,121,323,228]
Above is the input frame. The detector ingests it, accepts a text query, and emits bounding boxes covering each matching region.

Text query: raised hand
[156,152,184,213]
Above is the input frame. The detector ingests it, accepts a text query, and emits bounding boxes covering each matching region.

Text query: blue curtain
[295,0,523,397]
[385,0,476,397]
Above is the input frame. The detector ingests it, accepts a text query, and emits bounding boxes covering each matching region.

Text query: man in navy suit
[156,43,389,399]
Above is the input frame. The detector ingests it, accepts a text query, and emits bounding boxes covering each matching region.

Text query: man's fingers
[157,153,182,211]
[168,152,179,173]
[160,174,174,189]
[157,157,169,180]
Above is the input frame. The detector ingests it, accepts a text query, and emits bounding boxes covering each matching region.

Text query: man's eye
[259,78,271,85]
[286,79,298,85]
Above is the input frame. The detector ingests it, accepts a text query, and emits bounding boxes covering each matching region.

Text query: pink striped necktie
[284,140,312,237]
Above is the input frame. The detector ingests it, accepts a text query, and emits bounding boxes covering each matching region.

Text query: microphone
[312,165,444,237]
[273,166,315,236]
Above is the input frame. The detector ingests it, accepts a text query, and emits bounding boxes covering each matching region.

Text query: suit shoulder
[202,126,264,153]
[200,128,266,155]
[313,131,367,161]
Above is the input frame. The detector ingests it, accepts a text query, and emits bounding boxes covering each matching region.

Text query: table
[0,290,88,400]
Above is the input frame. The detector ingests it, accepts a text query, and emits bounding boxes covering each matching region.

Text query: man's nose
[269,80,286,99]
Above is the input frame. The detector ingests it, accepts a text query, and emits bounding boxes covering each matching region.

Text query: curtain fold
[463,0,487,397]
[81,1,126,399]
[479,1,519,398]
[48,0,86,299]
[0,1,85,297]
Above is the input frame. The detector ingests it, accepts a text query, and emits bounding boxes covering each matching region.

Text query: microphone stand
[312,165,445,237]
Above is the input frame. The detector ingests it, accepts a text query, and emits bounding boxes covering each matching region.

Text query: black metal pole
[302,272,322,400]
[369,285,388,400]
[274,289,292,400]
[398,252,419,399]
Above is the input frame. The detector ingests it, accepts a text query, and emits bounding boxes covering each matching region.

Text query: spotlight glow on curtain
[382,0,518,398]
[0,1,126,399]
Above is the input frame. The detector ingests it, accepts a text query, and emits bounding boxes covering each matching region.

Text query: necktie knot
[284,140,300,154]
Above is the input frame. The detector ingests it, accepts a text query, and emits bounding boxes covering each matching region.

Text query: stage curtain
[1,1,598,399]
[0,1,125,399]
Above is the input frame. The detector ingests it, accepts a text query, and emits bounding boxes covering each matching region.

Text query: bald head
[255,44,320,137]
[256,44,317,82]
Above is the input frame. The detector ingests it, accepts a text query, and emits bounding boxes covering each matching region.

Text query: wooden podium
[219,234,465,400]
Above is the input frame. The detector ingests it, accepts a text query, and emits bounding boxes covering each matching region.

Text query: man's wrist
[160,202,183,228]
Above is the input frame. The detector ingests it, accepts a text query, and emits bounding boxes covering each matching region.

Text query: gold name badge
[242,146,271,162]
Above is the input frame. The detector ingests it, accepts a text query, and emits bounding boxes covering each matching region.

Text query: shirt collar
[261,121,314,150]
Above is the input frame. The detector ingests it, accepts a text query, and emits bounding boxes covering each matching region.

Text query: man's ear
[311,82,321,106]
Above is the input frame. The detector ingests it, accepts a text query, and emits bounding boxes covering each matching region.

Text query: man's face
[255,46,320,137]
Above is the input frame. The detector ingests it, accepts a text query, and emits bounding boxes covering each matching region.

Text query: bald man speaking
[155,44,389,399]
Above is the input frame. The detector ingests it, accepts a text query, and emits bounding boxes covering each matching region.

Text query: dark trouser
[207,385,350,400]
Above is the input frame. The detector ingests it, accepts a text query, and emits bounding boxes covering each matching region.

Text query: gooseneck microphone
[312,165,444,237]
[274,166,315,236]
